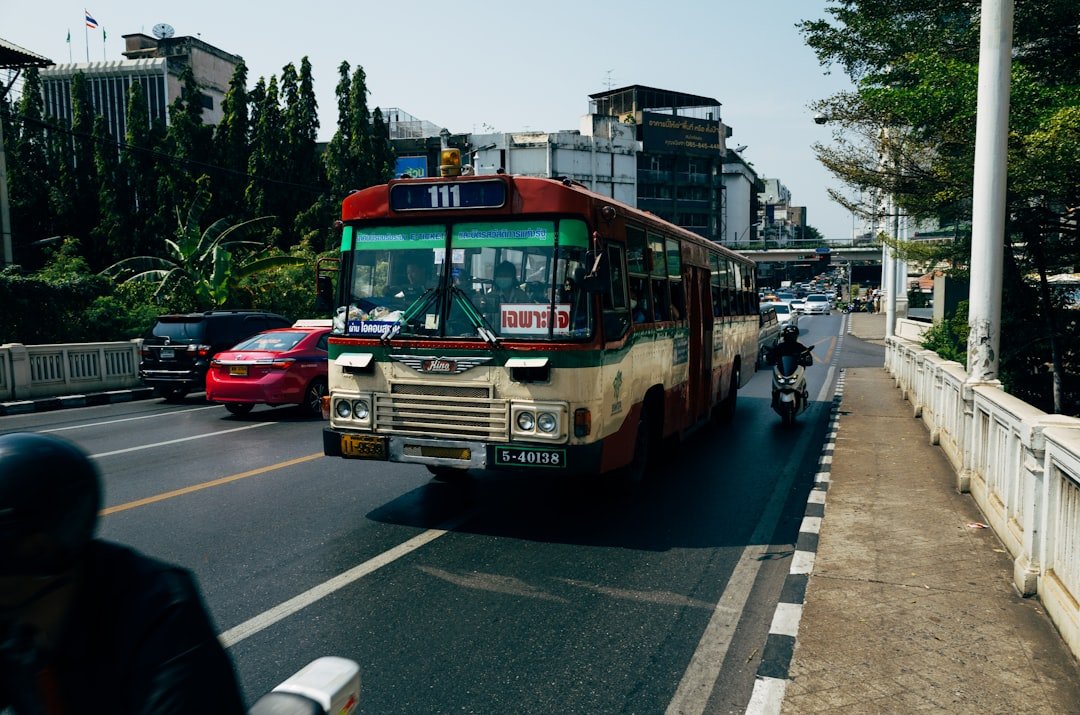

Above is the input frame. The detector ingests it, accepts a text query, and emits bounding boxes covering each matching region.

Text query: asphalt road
[1,312,883,713]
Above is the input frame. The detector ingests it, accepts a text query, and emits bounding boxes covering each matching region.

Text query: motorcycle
[769,346,813,426]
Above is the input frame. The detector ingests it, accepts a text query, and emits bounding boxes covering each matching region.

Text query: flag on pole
[85,10,98,29]
[66,29,71,43]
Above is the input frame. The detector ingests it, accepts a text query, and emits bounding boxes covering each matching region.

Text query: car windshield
[339,219,594,342]
[231,331,306,352]
[807,294,827,302]
[773,304,790,314]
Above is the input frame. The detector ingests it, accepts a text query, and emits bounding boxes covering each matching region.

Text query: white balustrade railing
[0,340,143,402]
[886,332,1080,660]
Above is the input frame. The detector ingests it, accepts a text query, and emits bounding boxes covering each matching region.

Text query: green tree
[91,116,126,264]
[156,65,214,231]
[6,67,54,267]
[213,60,251,220]
[800,0,1080,413]
[121,80,165,259]
[245,75,286,227]
[102,176,305,309]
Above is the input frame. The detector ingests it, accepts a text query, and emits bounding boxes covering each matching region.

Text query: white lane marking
[219,514,470,648]
[746,676,787,715]
[666,413,818,715]
[42,405,219,432]
[90,423,274,458]
[769,602,803,638]
[815,365,836,404]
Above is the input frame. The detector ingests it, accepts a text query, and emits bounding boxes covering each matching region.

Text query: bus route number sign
[494,446,566,468]
[390,180,507,211]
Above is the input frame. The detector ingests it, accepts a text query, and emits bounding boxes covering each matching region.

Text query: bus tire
[715,364,740,424]
[427,466,470,483]
[624,404,655,485]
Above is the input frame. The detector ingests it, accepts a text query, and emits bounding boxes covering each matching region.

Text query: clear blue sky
[1,1,857,238]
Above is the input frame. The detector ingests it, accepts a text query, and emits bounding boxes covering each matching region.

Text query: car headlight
[335,400,352,419]
[537,412,558,433]
[516,411,535,431]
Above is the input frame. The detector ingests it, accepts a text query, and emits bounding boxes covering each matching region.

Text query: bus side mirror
[316,275,335,313]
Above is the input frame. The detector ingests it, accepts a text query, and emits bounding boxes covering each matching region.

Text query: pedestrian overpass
[734,245,884,263]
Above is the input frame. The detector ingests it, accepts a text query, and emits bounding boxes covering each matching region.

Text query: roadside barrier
[886,326,1080,661]
[0,340,143,401]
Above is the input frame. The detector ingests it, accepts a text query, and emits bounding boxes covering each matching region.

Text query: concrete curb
[0,387,155,416]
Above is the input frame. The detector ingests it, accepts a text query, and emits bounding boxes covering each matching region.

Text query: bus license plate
[494,447,565,468]
[341,434,387,459]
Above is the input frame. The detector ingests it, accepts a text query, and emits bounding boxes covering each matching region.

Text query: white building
[469,115,639,206]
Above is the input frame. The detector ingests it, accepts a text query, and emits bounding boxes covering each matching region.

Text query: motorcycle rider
[768,324,812,409]
[0,432,246,715]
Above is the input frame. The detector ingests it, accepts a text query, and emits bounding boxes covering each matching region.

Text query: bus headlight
[537,412,558,433]
[335,399,352,419]
[516,412,535,431]
[353,399,370,421]
[510,402,567,441]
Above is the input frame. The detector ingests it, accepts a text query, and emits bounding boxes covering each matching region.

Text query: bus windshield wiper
[380,288,438,343]
[451,287,500,346]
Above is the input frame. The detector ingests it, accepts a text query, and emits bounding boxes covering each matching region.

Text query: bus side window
[670,280,686,321]
[603,245,630,340]
[651,277,671,321]
[629,275,651,325]
[710,254,722,318]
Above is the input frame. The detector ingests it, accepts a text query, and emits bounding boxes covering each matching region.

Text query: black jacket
[0,541,245,715]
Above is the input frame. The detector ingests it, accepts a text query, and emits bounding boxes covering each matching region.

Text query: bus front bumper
[323,428,602,474]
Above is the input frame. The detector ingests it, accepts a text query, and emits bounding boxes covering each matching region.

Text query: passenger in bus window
[488,261,531,304]
[651,278,671,321]
[630,280,650,324]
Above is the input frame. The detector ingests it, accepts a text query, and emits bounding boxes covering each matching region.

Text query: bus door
[686,264,713,422]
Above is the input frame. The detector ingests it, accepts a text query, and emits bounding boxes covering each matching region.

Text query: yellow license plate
[228,365,248,376]
[341,433,387,459]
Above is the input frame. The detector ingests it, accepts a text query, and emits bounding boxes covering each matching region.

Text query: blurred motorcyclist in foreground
[0,432,245,715]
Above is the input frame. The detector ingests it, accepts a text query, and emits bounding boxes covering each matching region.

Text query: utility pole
[966,0,1013,384]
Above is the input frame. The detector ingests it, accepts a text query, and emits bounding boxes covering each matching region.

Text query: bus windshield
[338,218,594,341]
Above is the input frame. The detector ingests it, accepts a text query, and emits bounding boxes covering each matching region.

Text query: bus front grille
[376,383,508,440]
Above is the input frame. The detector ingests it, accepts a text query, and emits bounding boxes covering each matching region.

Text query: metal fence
[0,340,143,402]
[886,323,1080,660]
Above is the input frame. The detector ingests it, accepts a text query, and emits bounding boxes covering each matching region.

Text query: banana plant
[102,177,307,308]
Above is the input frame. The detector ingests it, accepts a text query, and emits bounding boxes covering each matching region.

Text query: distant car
[804,293,832,315]
[205,322,331,417]
[775,292,796,305]
[140,310,292,401]
[763,301,799,329]
[790,298,807,314]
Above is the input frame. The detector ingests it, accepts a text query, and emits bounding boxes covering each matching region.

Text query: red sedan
[206,324,330,416]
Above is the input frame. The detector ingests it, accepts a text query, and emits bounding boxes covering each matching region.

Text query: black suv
[140,310,291,400]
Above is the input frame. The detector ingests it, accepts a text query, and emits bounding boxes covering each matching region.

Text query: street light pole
[966,0,1013,384]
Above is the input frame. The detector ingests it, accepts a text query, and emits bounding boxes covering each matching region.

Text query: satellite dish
[152,23,175,39]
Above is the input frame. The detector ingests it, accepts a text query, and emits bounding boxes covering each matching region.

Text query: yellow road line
[101,452,324,516]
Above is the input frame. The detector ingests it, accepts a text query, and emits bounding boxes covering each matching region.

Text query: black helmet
[0,433,101,576]
[781,324,799,342]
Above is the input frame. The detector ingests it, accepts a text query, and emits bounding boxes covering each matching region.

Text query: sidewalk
[781,314,1080,712]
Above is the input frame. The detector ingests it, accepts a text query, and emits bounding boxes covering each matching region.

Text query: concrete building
[469,115,638,205]
[721,150,760,246]
[588,85,730,243]
[38,31,242,139]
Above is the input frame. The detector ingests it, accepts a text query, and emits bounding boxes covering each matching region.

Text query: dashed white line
[90,422,274,458]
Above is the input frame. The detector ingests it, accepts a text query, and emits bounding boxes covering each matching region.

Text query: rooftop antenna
[151,23,175,39]
[604,69,614,91]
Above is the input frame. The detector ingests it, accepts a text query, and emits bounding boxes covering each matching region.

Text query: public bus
[321,150,758,481]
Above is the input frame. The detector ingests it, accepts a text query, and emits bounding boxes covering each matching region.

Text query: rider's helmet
[781,324,799,342]
[0,433,101,576]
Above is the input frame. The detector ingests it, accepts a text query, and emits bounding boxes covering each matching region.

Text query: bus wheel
[427,466,470,483]
[624,406,654,484]
[716,366,740,424]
